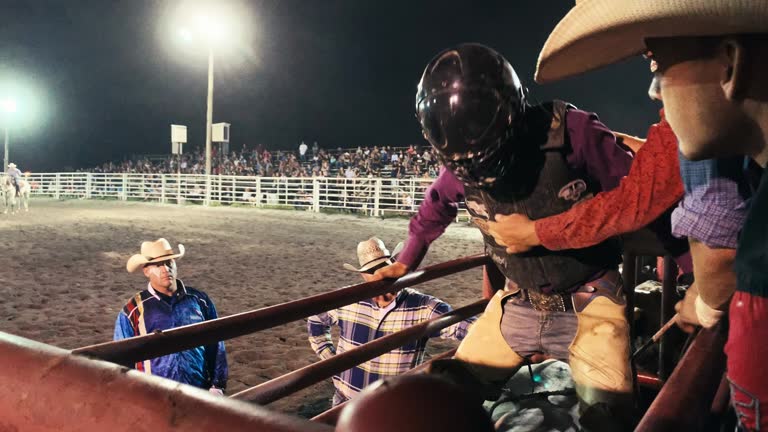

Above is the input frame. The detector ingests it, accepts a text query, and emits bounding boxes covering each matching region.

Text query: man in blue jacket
[114,238,228,394]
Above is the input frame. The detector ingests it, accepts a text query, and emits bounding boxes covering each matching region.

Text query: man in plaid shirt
[307,237,475,406]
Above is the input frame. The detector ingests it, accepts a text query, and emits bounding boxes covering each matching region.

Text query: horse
[1,176,30,214]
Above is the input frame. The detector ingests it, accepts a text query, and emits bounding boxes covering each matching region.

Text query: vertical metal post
[410,178,416,212]
[343,178,348,208]
[374,178,381,217]
[160,174,166,203]
[122,173,128,201]
[622,251,639,399]
[85,173,92,199]
[232,175,236,205]
[256,177,261,207]
[177,153,181,204]
[214,175,219,204]
[54,173,60,200]
[659,255,678,379]
[312,178,320,213]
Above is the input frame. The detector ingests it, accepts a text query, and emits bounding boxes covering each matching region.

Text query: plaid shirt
[307,288,474,404]
[672,155,751,249]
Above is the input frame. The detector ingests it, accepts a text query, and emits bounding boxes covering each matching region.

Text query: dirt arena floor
[0,198,484,417]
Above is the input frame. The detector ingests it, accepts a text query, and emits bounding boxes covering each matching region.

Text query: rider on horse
[7,163,22,197]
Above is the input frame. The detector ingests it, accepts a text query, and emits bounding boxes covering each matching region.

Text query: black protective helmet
[416,43,526,188]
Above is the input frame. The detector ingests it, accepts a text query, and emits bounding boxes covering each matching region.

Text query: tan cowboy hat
[126,238,185,273]
[535,0,768,84]
[343,237,404,273]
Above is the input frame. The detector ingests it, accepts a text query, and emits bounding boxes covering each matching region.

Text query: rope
[488,388,577,418]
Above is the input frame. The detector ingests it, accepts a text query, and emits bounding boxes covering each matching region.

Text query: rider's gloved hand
[370,262,409,281]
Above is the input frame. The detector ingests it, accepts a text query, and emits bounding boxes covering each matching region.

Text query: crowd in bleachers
[85,143,442,179]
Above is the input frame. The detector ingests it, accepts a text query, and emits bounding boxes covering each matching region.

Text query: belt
[512,289,573,312]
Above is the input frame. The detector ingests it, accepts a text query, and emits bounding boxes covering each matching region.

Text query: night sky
[0,0,660,171]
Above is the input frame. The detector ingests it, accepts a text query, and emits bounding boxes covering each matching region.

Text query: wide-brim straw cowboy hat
[126,238,185,273]
[536,0,768,84]
[343,237,404,273]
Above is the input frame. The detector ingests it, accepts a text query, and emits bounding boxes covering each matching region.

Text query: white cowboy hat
[535,0,768,84]
[343,237,404,273]
[8,163,16,168]
[126,238,185,273]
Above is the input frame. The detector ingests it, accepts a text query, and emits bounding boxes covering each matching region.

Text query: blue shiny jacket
[114,280,228,390]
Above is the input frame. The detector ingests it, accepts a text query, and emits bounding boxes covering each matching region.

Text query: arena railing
[21,172,467,219]
[83,254,487,423]
[73,254,490,365]
[228,300,487,405]
[3,254,490,431]
[620,229,731,430]
[0,332,334,432]
[4,183,731,430]
[635,323,728,431]
[309,347,458,425]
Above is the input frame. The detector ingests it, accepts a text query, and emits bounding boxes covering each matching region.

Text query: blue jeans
[499,298,577,360]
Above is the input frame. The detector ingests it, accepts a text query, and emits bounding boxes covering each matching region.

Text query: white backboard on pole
[171,124,188,144]
[212,122,230,143]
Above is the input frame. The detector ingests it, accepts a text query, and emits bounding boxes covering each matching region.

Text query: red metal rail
[230,300,487,404]
[635,323,728,431]
[0,331,331,432]
[74,254,491,366]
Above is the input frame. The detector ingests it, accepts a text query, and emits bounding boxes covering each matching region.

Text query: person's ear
[142,265,151,278]
[720,37,748,101]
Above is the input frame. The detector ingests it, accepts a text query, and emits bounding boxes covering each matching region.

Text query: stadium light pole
[205,46,213,179]
[179,14,229,181]
[1,98,17,172]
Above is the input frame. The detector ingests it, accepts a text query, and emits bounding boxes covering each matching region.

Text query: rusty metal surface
[74,254,491,366]
[231,301,487,405]
[408,347,458,374]
[624,251,641,401]
[636,372,664,390]
[710,374,730,415]
[310,348,458,426]
[0,332,332,432]
[659,255,678,380]
[635,323,727,432]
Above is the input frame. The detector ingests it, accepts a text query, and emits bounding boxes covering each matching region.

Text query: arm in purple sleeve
[565,109,633,192]
[397,167,465,269]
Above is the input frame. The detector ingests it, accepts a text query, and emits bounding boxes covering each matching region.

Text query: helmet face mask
[416,44,525,189]
[440,146,514,189]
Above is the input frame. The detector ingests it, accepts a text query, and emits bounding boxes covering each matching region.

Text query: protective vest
[464,101,621,294]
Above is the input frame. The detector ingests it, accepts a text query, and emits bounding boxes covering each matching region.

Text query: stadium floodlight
[1,98,17,114]
[179,27,194,43]
[172,2,243,187]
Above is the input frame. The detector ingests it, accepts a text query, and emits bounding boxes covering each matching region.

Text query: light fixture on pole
[1,98,17,173]
[175,3,239,189]
[205,46,214,179]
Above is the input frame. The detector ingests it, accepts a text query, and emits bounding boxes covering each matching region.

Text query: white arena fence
[3,173,469,219]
